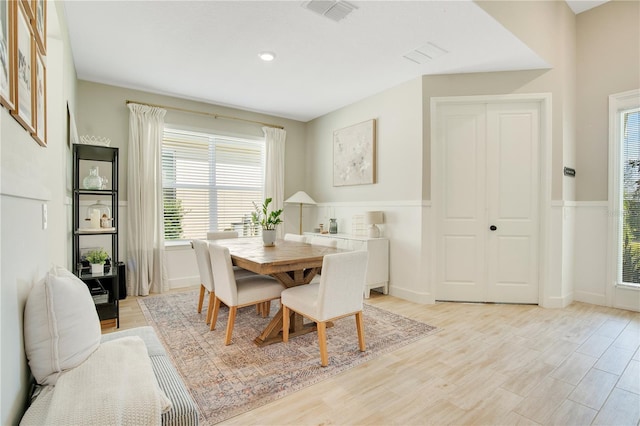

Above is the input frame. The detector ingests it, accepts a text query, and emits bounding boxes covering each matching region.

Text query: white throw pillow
[24,265,101,385]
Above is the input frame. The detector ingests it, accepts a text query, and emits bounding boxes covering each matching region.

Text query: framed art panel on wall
[11,1,34,133]
[333,119,377,186]
[33,0,44,52]
[0,0,15,110]
[20,0,33,20]
[32,45,45,146]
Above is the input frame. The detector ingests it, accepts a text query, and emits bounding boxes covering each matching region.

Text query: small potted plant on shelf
[251,197,283,246]
[85,248,109,274]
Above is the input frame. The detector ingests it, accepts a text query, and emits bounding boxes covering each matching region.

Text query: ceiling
[62,1,601,123]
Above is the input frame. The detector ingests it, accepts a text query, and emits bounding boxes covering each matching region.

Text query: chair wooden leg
[282,305,290,342]
[224,306,237,345]
[318,321,329,367]
[205,291,215,324]
[262,301,271,318]
[210,297,222,331]
[355,311,366,351]
[197,284,205,313]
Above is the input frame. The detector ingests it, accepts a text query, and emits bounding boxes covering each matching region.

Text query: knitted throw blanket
[23,336,171,425]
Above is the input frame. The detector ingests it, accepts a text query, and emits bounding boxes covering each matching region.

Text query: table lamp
[285,191,317,234]
[365,211,384,238]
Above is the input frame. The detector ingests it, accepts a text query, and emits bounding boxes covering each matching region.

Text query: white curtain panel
[263,127,286,239]
[127,103,169,295]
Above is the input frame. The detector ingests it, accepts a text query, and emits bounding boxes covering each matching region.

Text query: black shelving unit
[72,144,119,327]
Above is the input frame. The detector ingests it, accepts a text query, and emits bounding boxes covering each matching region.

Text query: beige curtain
[127,103,169,295]
[263,127,286,239]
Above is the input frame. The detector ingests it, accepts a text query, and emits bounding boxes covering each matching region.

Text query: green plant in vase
[85,248,109,274]
[251,197,283,246]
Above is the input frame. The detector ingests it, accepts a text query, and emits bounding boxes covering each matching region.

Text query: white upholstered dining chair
[281,250,368,367]
[208,244,285,345]
[193,233,254,324]
[284,233,307,243]
[206,230,239,240]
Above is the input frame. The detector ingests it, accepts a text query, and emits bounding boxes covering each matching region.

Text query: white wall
[0,2,78,423]
[305,78,425,301]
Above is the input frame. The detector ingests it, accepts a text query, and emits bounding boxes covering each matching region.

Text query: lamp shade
[365,211,384,225]
[285,191,317,205]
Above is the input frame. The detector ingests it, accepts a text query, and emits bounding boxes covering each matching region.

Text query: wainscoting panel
[574,202,608,306]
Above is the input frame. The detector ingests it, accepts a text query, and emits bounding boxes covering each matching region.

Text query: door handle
[489,225,497,231]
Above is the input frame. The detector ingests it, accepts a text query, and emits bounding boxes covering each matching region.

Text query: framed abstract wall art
[333,119,376,186]
[11,1,34,133]
[33,0,45,52]
[32,45,45,146]
[0,0,15,110]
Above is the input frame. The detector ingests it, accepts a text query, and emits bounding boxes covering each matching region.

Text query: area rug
[139,290,438,425]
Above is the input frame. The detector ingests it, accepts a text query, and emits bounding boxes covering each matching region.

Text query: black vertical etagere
[72,144,119,327]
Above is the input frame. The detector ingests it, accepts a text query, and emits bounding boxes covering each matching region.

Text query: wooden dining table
[210,237,344,346]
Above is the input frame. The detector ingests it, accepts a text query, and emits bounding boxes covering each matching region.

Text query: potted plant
[85,248,109,274]
[251,197,283,246]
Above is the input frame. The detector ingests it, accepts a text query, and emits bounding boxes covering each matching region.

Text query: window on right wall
[611,90,640,288]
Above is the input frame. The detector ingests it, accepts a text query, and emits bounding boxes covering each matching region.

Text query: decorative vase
[90,263,104,274]
[262,229,276,246]
[329,218,338,234]
[82,166,103,190]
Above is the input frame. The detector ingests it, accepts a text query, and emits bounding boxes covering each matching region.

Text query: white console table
[304,233,389,298]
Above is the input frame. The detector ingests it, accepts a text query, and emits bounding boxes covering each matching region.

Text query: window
[162,128,264,241]
[610,89,640,289]
[621,107,640,285]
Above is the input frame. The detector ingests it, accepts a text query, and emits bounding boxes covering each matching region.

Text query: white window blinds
[162,128,264,240]
[622,107,640,284]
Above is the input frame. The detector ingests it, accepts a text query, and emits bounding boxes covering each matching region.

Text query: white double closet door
[435,101,541,304]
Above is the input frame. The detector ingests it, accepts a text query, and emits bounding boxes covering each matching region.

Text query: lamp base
[368,224,380,238]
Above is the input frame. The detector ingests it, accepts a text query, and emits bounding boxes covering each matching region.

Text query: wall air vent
[303,0,358,22]
[403,42,448,65]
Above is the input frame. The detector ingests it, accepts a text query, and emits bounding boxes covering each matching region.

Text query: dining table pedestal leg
[254,307,333,347]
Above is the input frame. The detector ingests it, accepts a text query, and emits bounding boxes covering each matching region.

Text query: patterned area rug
[139,290,438,425]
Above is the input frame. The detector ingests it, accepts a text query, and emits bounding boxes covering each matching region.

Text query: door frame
[430,93,552,305]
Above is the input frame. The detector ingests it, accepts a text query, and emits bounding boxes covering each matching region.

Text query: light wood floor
[109,288,640,425]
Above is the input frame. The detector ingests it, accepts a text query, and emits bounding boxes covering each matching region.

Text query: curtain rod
[125,100,285,130]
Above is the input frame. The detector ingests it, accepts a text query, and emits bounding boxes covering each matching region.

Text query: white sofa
[20,266,199,425]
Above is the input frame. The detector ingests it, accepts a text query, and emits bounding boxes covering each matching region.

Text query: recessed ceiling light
[259,51,276,62]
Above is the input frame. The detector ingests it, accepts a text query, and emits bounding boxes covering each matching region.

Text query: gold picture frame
[20,0,33,20]
[0,0,15,110]
[32,44,45,146]
[333,119,377,186]
[11,1,34,133]
[32,0,44,52]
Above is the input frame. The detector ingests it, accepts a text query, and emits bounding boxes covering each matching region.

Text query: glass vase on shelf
[82,166,103,190]
[329,218,338,234]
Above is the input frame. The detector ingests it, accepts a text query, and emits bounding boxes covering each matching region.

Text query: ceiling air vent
[303,0,358,22]
[403,42,448,65]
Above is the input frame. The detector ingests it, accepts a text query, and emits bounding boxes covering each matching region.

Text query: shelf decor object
[333,119,376,186]
[365,211,384,238]
[82,166,104,190]
[79,135,111,147]
[285,191,317,234]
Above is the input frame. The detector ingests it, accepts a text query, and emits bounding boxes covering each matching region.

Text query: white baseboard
[169,276,199,289]
[574,290,607,306]
[542,293,573,308]
[389,286,435,305]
